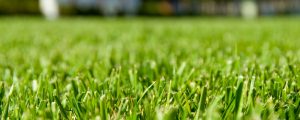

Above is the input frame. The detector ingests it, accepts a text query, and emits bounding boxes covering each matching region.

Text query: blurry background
[0,0,299,16]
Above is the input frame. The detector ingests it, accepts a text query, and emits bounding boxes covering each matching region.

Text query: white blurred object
[39,0,59,20]
[241,0,258,19]
[99,0,120,16]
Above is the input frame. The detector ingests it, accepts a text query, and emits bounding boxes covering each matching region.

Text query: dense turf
[0,17,300,119]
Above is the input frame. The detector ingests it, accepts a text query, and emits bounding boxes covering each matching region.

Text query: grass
[0,17,300,119]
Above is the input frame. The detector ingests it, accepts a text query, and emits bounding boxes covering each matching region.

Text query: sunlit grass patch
[0,17,300,119]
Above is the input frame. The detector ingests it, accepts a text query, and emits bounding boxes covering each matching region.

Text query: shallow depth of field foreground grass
[0,17,300,119]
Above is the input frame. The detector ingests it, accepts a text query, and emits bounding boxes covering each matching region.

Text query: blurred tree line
[0,0,39,14]
[0,0,299,16]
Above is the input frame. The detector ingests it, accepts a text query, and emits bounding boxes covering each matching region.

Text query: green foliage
[0,0,39,14]
[0,17,300,119]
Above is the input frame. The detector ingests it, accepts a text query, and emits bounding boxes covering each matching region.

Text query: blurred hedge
[0,0,40,14]
[0,0,246,16]
[0,0,298,16]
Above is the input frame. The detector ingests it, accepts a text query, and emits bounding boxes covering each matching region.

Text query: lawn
[0,17,300,119]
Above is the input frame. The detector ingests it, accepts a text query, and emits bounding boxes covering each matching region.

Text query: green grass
[1,17,300,119]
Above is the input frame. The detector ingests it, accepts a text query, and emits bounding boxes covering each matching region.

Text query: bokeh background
[0,0,299,16]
